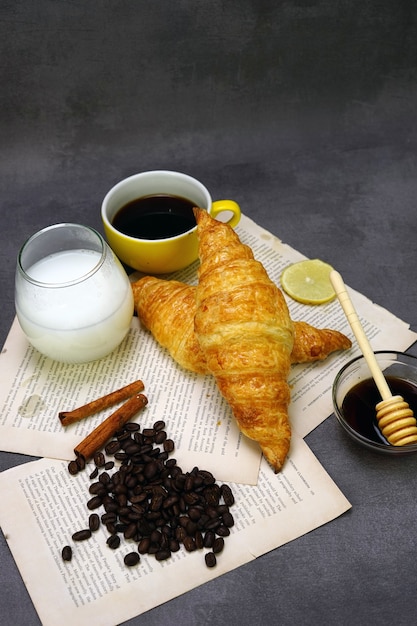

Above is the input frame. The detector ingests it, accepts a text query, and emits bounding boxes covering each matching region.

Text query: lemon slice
[281,259,336,305]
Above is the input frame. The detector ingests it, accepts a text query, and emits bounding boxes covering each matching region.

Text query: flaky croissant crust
[132,279,351,373]
[194,208,295,472]
[132,277,206,372]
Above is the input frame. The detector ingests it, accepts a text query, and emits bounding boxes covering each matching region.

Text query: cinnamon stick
[74,393,148,462]
[59,379,145,426]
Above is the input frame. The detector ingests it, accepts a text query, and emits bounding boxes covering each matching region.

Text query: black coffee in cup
[112,194,197,240]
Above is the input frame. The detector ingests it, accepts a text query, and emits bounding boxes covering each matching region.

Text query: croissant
[291,321,351,363]
[132,277,351,372]
[191,208,294,472]
[132,277,208,374]
[132,211,352,472]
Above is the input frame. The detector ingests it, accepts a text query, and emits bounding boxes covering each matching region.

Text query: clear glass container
[332,351,417,456]
[15,223,134,363]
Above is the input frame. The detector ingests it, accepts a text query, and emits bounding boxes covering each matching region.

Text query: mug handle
[210,200,241,228]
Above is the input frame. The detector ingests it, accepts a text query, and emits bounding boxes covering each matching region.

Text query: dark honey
[341,375,417,444]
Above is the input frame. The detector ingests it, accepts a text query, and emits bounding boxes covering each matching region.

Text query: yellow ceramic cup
[101,170,241,274]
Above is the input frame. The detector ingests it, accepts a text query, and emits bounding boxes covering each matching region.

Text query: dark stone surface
[1,2,417,625]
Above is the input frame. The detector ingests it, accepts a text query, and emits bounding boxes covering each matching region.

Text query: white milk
[16,249,134,363]
[27,248,100,283]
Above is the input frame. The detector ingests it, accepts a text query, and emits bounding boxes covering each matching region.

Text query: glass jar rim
[17,223,107,288]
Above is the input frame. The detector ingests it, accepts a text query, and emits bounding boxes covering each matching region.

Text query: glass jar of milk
[15,223,134,363]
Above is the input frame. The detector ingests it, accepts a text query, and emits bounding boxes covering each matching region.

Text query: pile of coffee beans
[62,420,235,569]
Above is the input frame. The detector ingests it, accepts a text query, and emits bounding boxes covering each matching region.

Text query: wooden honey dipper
[330,270,417,446]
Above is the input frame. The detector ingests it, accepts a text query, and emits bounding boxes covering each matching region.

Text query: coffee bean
[222,511,235,528]
[155,549,171,561]
[106,534,120,549]
[94,452,105,467]
[124,442,142,456]
[87,496,102,510]
[103,500,118,514]
[213,537,224,554]
[101,510,115,523]
[154,430,167,444]
[75,455,86,471]
[124,523,138,540]
[138,443,153,455]
[99,472,111,484]
[89,467,99,480]
[169,539,180,552]
[89,482,106,495]
[198,514,210,530]
[89,513,100,532]
[216,525,230,537]
[163,439,174,453]
[112,471,123,486]
[205,552,217,568]
[174,473,186,490]
[106,523,117,535]
[183,536,196,552]
[195,531,204,550]
[68,460,79,475]
[188,506,202,521]
[205,518,221,531]
[105,440,121,455]
[61,545,72,561]
[124,552,140,566]
[216,504,229,514]
[175,527,187,542]
[72,529,92,541]
[203,530,215,548]
[144,460,159,480]
[221,484,235,506]
[138,537,151,554]
[199,470,216,485]
[117,430,131,442]
[186,520,198,536]
[118,505,130,518]
[183,492,200,506]
[131,431,143,446]
[163,494,179,510]
[150,529,162,545]
[179,516,189,529]
[130,493,147,505]
[113,483,127,495]
[204,484,221,507]
[114,452,128,461]
[125,475,138,489]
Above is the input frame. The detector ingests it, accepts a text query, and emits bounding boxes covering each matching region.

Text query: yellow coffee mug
[101,170,241,274]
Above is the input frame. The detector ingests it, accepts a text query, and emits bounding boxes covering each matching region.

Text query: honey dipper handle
[330,270,392,401]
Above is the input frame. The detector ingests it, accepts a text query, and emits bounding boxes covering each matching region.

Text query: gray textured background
[1,2,417,625]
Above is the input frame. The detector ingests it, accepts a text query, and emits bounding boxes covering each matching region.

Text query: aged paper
[0,435,351,626]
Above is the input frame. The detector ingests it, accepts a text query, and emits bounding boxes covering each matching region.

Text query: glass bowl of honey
[332,351,417,455]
